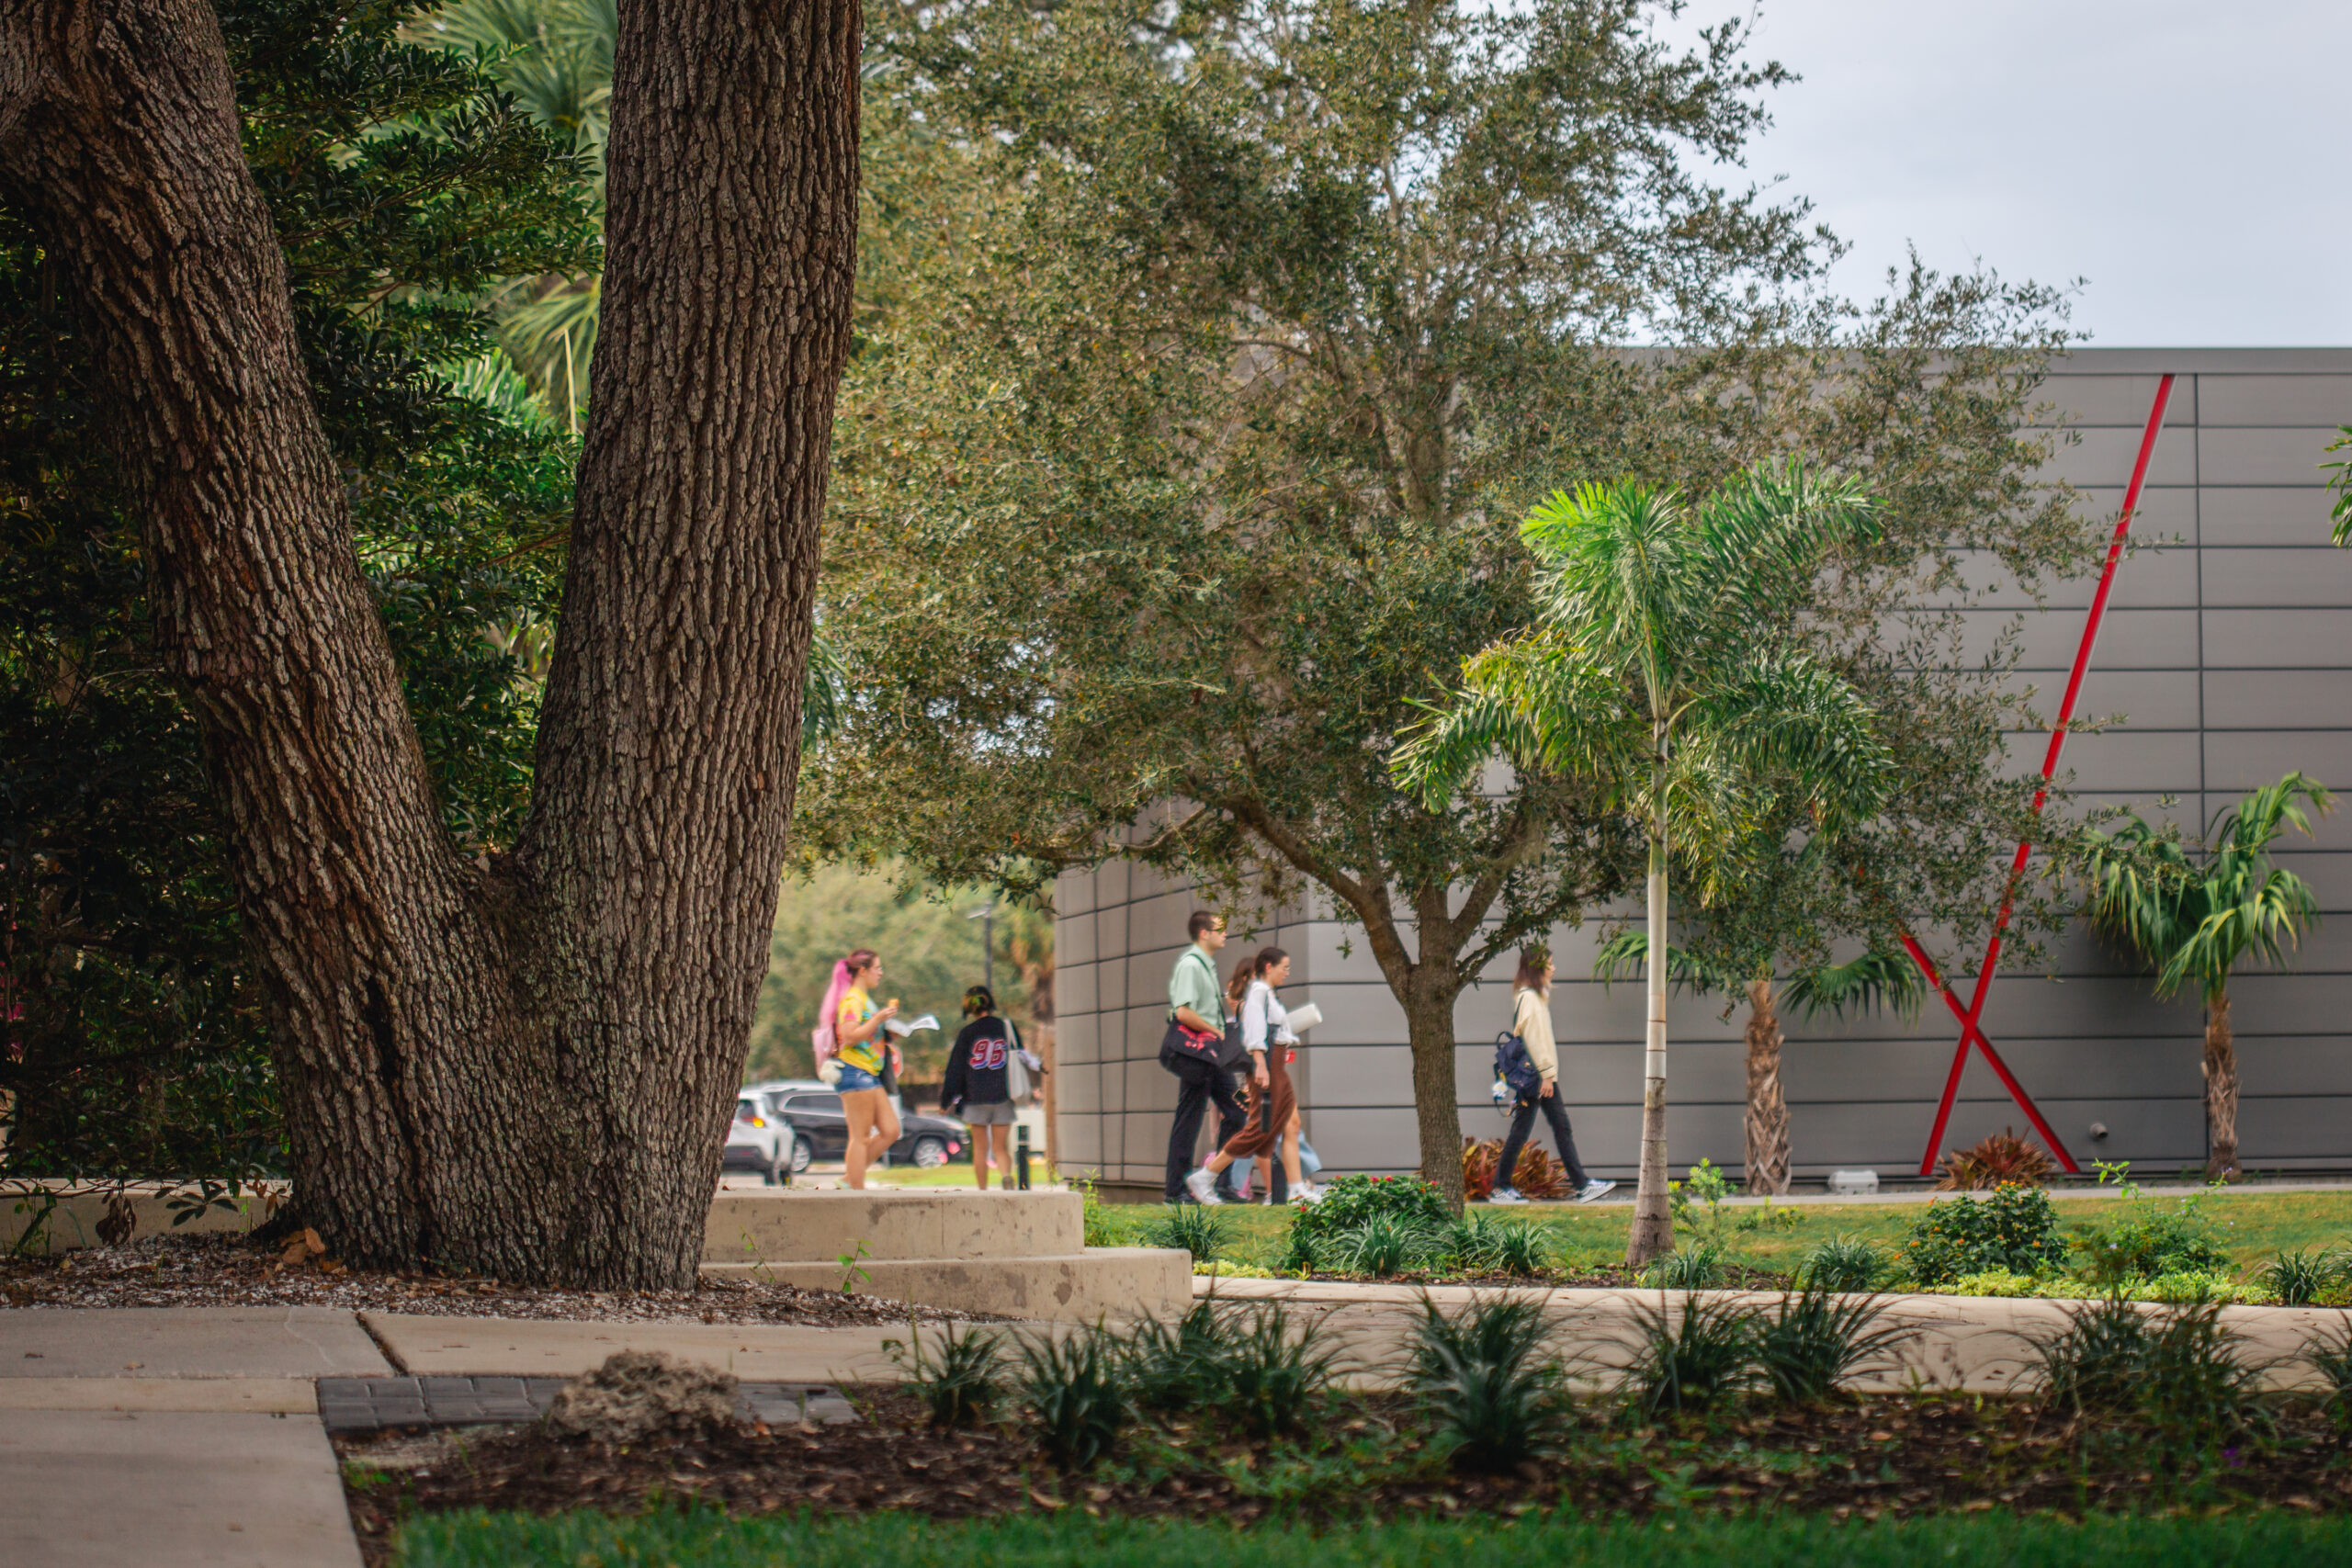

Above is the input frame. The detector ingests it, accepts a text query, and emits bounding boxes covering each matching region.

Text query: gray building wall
[1051,350,2352,1190]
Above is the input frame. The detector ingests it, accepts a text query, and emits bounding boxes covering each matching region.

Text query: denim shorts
[835,1065,884,1092]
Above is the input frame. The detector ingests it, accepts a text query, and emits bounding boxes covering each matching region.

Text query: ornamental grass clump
[1797,1235,1892,1294]
[2032,1297,2272,1454]
[1640,1241,1725,1291]
[1898,1182,2066,1286]
[1331,1213,1438,1278]
[1406,1294,1570,1472]
[1120,1301,1235,1414]
[1623,1294,1759,1418]
[886,1322,1004,1429]
[1751,1287,1911,1403]
[2304,1322,2352,1435]
[1284,1173,1450,1274]
[1016,1326,1127,1470]
[1143,1204,1233,1264]
[2265,1247,2350,1307]
[1447,1212,1553,1278]
[1217,1305,1341,1440]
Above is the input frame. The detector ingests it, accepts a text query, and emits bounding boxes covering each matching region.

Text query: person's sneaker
[1184,1167,1224,1205]
[1487,1186,1528,1204]
[1577,1179,1619,1203]
[1290,1183,1322,1204]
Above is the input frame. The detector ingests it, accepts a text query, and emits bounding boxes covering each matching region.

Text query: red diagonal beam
[1909,371,2177,1178]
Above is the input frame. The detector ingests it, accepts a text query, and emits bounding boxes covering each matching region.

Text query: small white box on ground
[1826,1168,1880,1195]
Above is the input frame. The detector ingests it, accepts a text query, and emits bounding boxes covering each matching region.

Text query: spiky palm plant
[1397,466,1891,1262]
[2083,773,2332,1179]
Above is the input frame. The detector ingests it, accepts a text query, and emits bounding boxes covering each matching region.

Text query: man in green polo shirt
[1162,910,1244,1202]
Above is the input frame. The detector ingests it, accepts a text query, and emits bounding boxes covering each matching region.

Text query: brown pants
[1220,1050,1294,1161]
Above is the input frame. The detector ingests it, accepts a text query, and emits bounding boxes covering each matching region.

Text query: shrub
[1462,1137,1499,1202]
[1752,1288,1911,1403]
[2033,1298,2269,1450]
[1623,1294,1758,1417]
[2071,1212,2230,1286]
[887,1323,1004,1429]
[1641,1242,1725,1291]
[1447,1213,1551,1278]
[1898,1183,2066,1286]
[1218,1305,1341,1440]
[1330,1213,1437,1278]
[1015,1327,1127,1470]
[1288,1173,1450,1269]
[1797,1235,1890,1294]
[2305,1322,2352,1435]
[1936,1127,2056,1190]
[1121,1302,1233,1413]
[1143,1205,1232,1264]
[1945,1269,2042,1299]
[1407,1295,1567,1471]
[2035,1295,2151,1412]
[2264,1247,2346,1306]
[1462,1137,1570,1202]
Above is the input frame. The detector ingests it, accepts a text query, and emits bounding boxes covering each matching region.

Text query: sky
[1685,0,2349,346]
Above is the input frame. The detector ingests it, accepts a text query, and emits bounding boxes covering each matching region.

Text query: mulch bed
[335,1386,2352,1564]
[0,1232,994,1327]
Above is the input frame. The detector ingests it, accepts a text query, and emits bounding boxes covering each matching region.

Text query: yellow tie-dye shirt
[836,986,885,1075]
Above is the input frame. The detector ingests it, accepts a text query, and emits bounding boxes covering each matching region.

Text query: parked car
[721,1093,795,1185]
[772,1090,967,1172]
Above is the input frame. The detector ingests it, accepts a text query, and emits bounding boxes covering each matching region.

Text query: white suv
[722,1093,795,1185]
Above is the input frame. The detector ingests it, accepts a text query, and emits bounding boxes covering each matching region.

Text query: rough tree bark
[2204,989,2240,1181]
[0,0,860,1284]
[1742,977,1791,1196]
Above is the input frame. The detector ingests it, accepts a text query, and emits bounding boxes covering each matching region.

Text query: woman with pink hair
[814,948,899,1189]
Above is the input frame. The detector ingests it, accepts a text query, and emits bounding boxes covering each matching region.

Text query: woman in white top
[1183,946,1318,1205]
[1489,947,1615,1204]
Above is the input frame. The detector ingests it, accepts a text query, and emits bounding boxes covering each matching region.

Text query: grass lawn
[390,1507,2352,1567]
[1098,1189,2352,1276]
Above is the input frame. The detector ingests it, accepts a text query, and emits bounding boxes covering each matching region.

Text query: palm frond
[1390,631,1641,807]
[1520,480,1700,698]
[1784,948,1926,1024]
[1692,460,1881,630]
[1591,929,1735,995]
[1682,652,1890,829]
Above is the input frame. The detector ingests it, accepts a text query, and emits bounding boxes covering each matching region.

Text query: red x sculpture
[1900,373,2179,1178]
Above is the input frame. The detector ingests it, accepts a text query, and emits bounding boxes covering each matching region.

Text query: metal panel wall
[1053,350,2352,1189]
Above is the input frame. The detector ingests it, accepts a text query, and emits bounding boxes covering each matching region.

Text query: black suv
[773,1090,967,1173]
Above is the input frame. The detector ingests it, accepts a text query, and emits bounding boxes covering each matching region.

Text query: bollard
[1015,1122,1033,1190]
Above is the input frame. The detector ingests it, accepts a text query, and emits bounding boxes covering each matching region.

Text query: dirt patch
[335,1385,2352,1564]
[0,1231,995,1326]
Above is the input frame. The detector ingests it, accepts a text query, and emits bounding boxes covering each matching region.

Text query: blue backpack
[1493,1030,1541,1105]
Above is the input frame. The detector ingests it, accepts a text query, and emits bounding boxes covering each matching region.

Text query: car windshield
[786,1093,842,1113]
[734,1100,760,1121]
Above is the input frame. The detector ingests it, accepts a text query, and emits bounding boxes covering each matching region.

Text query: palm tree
[1395,463,1891,1262]
[2083,773,2333,1179]
[1596,933,1921,1196]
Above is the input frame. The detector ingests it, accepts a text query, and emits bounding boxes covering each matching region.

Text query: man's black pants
[1497,1089,1591,1191]
[1162,1052,1246,1201]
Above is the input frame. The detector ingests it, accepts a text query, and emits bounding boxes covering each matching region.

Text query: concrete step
[701,1245,1189,1323]
[703,1187,1083,1264]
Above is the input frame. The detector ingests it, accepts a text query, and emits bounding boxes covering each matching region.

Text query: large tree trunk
[1404,968,1467,1213]
[1743,977,1790,1196]
[0,0,859,1285]
[2204,988,2240,1181]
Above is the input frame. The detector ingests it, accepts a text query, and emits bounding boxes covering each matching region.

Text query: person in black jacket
[940,986,1039,1190]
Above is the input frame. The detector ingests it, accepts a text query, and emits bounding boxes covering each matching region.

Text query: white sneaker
[1290,1182,1322,1204]
[1183,1167,1224,1205]
[1487,1187,1528,1204]
[1577,1179,1618,1203]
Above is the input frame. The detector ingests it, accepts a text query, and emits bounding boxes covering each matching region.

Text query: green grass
[392,1506,2352,1567]
[1103,1189,2352,1277]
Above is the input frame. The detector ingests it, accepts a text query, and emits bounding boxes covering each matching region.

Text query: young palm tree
[2084,773,2333,1179]
[1595,933,1922,1196]
[1395,463,1891,1262]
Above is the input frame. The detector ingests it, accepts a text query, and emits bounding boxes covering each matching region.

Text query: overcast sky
[1696,0,2348,345]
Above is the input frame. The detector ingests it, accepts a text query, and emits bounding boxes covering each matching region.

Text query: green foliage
[1142,1206,1232,1265]
[1214,1306,1340,1442]
[1669,1158,1736,1248]
[2305,1321,2352,1435]
[2034,1299,2272,1454]
[1120,1302,1235,1415]
[2068,1166,2233,1286]
[2262,1247,2348,1306]
[1329,1214,1440,1279]
[1897,1184,2068,1286]
[1288,1176,1450,1264]
[1447,1213,1553,1279]
[0,0,594,1179]
[1622,1295,1760,1418]
[886,1323,1004,1430]
[1751,1288,1910,1404]
[1406,1296,1568,1472]
[1642,1243,1727,1292]
[1797,1235,1893,1294]
[1014,1327,1128,1470]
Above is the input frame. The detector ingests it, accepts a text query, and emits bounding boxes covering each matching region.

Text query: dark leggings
[1496,1090,1590,1190]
